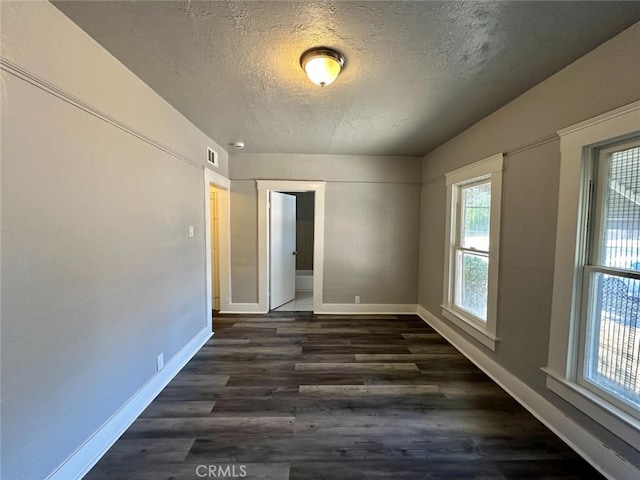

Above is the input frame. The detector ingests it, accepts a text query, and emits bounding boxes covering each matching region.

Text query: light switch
[188,225,194,237]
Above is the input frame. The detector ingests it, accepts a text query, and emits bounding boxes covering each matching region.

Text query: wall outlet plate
[157,353,164,372]
[355,295,360,304]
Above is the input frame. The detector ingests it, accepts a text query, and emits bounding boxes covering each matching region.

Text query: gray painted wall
[1,3,228,479]
[230,154,422,304]
[229,180,260,303]
[418,22,640,467]
[4,3,637,478]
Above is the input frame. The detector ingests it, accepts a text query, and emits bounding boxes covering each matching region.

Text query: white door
[270,192,296,309]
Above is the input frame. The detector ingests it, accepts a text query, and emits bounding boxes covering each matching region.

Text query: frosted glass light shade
[300,48,345,87]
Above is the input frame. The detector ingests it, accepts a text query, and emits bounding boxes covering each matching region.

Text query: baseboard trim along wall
[221,303,419,315]
[47,328,213,480]
[416,306,639,480]
[316,304,418,315]
[219,303,264,314]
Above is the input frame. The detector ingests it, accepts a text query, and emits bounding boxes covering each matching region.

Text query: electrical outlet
[355,295,360,304]
[188,225,194,237]
[157,353,164,372]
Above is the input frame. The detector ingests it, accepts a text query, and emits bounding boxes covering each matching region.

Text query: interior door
[270,192,296,309]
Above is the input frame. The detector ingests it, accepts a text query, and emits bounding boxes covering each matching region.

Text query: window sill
[543,368,640,448]
[440,305,497,351]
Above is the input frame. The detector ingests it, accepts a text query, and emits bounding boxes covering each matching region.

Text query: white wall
[0,3,228,479]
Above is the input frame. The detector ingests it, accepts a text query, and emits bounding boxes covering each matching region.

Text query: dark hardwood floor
[85,313,604,480]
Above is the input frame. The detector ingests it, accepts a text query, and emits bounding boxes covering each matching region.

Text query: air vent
[207,147,218,167]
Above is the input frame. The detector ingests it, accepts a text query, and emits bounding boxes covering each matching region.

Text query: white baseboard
[219,303,418,315]
[47,328,213,480]
[295,275,313,292]
[417,306,639,480]
[219,303,266,314]
[316,304,418,315]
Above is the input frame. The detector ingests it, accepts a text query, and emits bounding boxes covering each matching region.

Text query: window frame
[577,139,640,420]
[442,153,504,351]
[546,100,640,448]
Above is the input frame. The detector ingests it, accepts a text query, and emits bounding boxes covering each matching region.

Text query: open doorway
[210,185,222,313]
[256,180,326,314]
[203,168,231,331]
[273,191,315,312]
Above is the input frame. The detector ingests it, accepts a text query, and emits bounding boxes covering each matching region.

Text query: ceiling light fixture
[300,47,345,87]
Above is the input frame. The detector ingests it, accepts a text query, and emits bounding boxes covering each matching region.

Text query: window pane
[600,146,640,270]
[461,182,491,251]
[455,251,488,321]
[585,272,640,408]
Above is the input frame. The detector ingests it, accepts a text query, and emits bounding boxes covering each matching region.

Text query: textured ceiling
[53,1,640,157]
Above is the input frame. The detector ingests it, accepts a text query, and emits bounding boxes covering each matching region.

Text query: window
[547,100,640,448]
[580,141,640,416]
[442,153,503,351]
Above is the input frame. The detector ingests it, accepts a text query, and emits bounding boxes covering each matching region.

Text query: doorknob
[293,251,297,255]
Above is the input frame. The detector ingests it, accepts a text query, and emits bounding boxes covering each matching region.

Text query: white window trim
[442,153,504,351]
[546,100,640,449]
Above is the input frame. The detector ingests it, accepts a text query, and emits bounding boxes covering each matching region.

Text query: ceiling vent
[207,147,218,167]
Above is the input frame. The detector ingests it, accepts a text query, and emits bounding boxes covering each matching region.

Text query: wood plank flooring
[85,313,604,480]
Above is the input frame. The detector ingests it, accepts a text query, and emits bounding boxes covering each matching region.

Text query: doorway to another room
[210,185,222,313]
[203,168,231,330]
[272,191,315,312]
[257,180,325,314]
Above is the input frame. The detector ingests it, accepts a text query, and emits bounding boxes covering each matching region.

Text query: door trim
[204,168,231,331]
[257,180,326,313]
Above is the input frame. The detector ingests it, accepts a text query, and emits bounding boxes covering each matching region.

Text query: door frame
[204,168,231,331]
[257,180,326,313]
